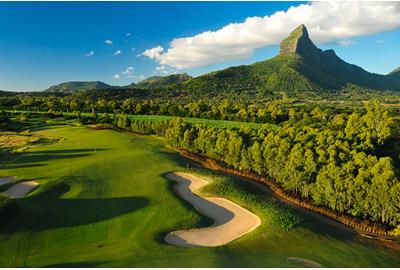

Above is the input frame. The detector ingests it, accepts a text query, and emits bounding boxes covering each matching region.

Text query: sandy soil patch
[4,181,39,198]
[0,176,16,186]
[165,172,261,247]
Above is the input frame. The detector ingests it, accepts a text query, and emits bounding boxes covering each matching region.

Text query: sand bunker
[4,181,39,198]
[0,176,16,186]
[165,172,261,247]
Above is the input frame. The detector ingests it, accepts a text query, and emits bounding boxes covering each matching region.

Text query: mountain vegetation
[128,73,192,89]
[44,81,112,93]
[44,73,192,94]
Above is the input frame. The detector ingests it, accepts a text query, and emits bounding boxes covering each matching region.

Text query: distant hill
[127,73,192,89]
[181,25,400,94]
[44,81,112,93]
[44,73,192,93]
[390,67,400,76]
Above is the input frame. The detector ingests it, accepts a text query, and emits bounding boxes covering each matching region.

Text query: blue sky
[0,1,399,92]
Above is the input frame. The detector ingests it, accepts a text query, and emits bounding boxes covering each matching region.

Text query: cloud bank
[143,1,400,69]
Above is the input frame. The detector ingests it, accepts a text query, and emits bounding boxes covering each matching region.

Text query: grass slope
[0,123,399,267]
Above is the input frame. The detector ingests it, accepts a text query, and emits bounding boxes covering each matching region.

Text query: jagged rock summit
[279,24,318,56]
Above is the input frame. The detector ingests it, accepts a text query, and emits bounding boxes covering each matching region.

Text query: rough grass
[0,132,40,151]
[188,168,302,231]
[0,123,399,267]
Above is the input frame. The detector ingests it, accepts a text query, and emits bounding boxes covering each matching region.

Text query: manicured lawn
[0,123,399,267]
[7,110,278,130]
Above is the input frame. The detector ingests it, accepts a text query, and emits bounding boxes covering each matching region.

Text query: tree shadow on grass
[28,122,67,132]
[0,182,150,233]
[152,149,191,168]
[0,148,109,170]
[41,261,107,268]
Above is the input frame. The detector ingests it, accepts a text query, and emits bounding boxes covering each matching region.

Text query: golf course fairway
[0,122,400,267]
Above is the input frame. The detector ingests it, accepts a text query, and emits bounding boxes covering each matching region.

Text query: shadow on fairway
[42,261,107,268]
[0,148,109,170]
[152,149,189,168]
[1,183,150,233]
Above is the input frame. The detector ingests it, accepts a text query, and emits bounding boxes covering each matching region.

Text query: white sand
[165,172,261,247]
[4,181,39,198]
[0,176,16,186]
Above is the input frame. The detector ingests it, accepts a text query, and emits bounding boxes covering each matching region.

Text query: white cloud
[139,75,145,80]
[105,40,113,45]
[114,66,135,79]
[85,51,94,57]
[142,46,164,61]
[142,2,400,69]
[377,39,385,44]
[121,66,134,78]
[338,39,356,47]
[114,49,122,56]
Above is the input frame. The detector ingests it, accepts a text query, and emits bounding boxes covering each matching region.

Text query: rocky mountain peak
[279,24,318,56]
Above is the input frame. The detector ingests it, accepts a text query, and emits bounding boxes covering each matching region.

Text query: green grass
[0,122,399,267]
[127,114,275,130]
[6,110,278,130]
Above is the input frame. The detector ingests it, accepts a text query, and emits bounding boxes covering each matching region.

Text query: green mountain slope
[127,73,192,89]
[182,25,400,93]
[44,81,112,93]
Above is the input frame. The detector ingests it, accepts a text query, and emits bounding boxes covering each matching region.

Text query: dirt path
[4,181,38,198]
[165,172,261,247]
[0,176,16,186]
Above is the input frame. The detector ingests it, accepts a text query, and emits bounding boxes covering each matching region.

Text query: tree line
[109,101,400,231]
